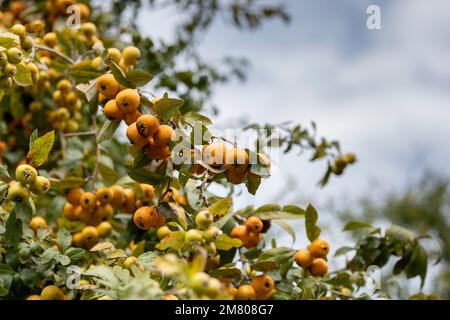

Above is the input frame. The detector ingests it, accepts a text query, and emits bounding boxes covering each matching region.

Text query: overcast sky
[136,0,450,208]
[133,0,450,294]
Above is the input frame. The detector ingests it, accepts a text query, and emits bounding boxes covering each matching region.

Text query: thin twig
[33,44,75,64]
[91,115,101,185]
[62,131,96,137]
[159,179,173,203]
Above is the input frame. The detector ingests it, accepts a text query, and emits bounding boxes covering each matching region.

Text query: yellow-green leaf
[215,233,242,251]
[152,92,184,121]
[26,131,55,167]
[155,231,185,251]
[13,63,33,86]
[209,196,232,217]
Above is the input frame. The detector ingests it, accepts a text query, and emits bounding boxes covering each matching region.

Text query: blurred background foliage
[338,173,450,298]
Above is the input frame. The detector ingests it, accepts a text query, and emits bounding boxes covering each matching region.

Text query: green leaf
[65,247,86,263]
[386,225,415,243]
[343,221,372,231]
[97,120,119,144]
[251,260,277,272]
[208,267,242,278]
[184,112,212,125]
[274,220,296,245]
[49,176,85,191]
[46,196,66,224]
[126,69,153,87]
[248,203,305,220]
[0,164,9,181]
[126,166,165,185]
[215,233,243,251]
[26,131,55,167]
[136,251,158,269]
[405,243,428,288]
[5,211,22,246]
[41,247,59,264]
[13,63,33,86]
[245,174,261,195]
[70,60,103,83]
[305,204,321,242]
[258,247,295,265]
[0,33,20,48]
[57,229,72,252]
[152,93,184,121]
[15,200,33,224]
[98,162,118,185]
[131,240,146,258]
[155,231,185,251]
[209,197,232,217]
[0,181,7,201]
[0,263,16,275]
[29,129,38,149]
[109,61,132,87]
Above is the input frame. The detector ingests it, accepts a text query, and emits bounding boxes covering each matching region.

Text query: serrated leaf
[126,69,153,87]
[0,182,7,201]
[152,93,184,121]
[65,247,86,263]
[155,231,185,251]
[305,204,321,242]
[15,200,33,224]
[13,63,33,86]
[57,229,72,252]
[0,164,9,181]
[110,61,132,87]
[245,174,261,195]
[49,176,85,190]
[0,33,19,48]
[126,166,165,185]
[215,233,242,251]
[70,60,103,83]
[184,112,212,125]
[41,247,59,264]
[137,251,158,269]
[208,267,242,278]
[209,197,232,217]
[405,243,428,288]
[26,131,55,167]
[5,211,22,246]
[98,162,118,185]
[251,260,277,272]
[76,80,98,102]
[97,120,119,144]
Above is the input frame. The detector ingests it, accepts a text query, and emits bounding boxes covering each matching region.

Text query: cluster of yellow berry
[294,238,330,277]
[197,143,271,185]
[92,46,141,73]
[127,114,175,161]
[230,216,266,249]
[227,274,275,300]
[8,164,50,203]
[48,79,82,132]
[0,24,39,90]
